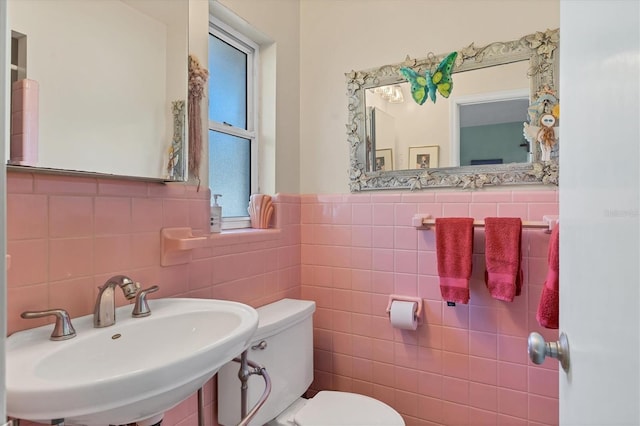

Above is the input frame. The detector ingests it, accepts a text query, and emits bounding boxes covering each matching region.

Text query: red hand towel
[435,217,474,304]
[537,225,559,329]
[484,217,523,302]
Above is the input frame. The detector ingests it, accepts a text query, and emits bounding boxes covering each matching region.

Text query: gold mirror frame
[346,28,559,191]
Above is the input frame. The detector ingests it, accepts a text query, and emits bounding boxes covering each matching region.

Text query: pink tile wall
[301,190,560,426]
[6,172,301,425]
[6,173,559,426]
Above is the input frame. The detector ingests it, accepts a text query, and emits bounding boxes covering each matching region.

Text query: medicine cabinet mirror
[347,28,559,191]
[7,0,189,181]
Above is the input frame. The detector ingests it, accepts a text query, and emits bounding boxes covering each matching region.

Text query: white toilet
[218,298,405,426]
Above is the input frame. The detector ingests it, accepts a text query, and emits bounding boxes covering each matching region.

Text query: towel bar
[412,214,558,233]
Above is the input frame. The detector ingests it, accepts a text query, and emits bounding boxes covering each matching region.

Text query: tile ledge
[209,228,281,246]
[160,227,281,266]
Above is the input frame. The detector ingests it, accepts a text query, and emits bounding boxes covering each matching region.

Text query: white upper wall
[200,1,559,194]
[299,0,559,194]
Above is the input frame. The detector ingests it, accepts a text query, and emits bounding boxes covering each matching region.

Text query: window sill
[160,226,281,266]
[208,227,281,247]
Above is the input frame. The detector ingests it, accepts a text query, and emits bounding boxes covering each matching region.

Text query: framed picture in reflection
[409,145,439,169]
[375,148,393,171]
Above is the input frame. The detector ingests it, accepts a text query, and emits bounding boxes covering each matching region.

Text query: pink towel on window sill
[484,217,523,302]
[537,225,559,329]
[435,217,474,304]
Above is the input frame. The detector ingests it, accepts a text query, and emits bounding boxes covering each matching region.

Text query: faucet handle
[21,309,77,341]
[132,285,159,318]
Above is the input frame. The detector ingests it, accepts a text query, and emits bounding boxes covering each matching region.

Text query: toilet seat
[293,391,404,426]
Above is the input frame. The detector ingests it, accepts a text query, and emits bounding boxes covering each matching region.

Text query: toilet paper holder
[386,295,423,324]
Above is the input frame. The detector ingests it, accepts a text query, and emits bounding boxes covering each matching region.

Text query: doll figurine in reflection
[523,89,559,162]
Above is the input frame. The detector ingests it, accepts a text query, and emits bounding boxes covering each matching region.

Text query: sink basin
[6,298,258,425]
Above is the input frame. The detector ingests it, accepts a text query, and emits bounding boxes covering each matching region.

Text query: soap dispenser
[210,194,222,233]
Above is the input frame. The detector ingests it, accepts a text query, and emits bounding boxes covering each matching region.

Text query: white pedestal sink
[6,298,259,425]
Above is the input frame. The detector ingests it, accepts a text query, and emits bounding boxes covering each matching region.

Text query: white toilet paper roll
[389,300,418,330]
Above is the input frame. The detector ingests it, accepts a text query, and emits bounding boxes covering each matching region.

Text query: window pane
[209,130,250,217]
[208,34,247,129]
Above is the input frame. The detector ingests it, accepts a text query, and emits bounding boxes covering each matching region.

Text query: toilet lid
[294,391,404,426]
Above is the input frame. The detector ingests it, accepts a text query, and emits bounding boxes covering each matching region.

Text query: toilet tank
[218,298,316,426]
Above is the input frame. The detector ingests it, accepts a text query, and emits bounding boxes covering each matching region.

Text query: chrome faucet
[93,275,140,327]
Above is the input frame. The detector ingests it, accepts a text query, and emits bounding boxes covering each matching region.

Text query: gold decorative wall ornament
[166,100,186,180]
[188,54,209,184]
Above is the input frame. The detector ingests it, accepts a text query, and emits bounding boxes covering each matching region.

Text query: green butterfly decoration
[400,51,458,105]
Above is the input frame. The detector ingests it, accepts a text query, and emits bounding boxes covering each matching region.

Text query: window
[208,18,259,229]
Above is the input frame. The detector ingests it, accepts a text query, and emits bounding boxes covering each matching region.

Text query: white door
[558,0,639,424]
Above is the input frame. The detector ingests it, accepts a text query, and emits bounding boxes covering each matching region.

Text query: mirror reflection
[458,96,530,166]
[365,60,532,171]
[7,0,188,180]
[347,28,560,191]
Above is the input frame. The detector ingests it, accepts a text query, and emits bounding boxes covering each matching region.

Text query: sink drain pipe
[231,350,272,426]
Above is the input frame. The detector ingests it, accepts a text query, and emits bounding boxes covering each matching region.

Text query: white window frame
[208,16,259,230]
